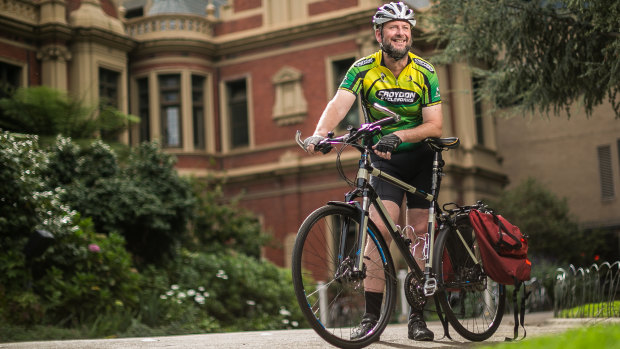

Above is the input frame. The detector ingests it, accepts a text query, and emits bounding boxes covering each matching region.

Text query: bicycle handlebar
[295,103,401,154]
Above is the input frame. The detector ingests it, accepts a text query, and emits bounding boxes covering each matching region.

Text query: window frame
[219,75,253,152]
[158,73,183,148]
[326,54,361,132]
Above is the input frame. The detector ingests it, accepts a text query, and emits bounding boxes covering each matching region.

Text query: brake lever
[295,130,305,150]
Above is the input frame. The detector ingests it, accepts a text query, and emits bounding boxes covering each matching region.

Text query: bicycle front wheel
[433,214,505,341]
[291,204,396,349]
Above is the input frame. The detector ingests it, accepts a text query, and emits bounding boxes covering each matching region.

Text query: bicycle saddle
[424,137,460,151]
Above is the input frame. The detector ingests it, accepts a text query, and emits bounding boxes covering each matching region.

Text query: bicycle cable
[335,143,356,187]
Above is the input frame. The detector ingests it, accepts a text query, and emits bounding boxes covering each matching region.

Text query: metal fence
[553,261,620,318]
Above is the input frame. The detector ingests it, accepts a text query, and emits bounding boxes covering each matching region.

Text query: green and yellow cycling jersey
[339,50,441,152]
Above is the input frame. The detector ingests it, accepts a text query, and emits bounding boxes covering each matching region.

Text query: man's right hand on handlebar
[303,135,325,154]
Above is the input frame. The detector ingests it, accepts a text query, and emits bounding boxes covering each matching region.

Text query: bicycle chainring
[404,272,426,311]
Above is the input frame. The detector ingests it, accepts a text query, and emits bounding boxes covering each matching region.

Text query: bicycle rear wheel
[291,204,396,349]
[433,214,505,341]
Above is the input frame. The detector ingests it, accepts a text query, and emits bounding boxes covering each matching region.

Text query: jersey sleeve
[418,60,441,107]
[338,65,363,96]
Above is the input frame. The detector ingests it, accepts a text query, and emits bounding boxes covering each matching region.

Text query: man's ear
[374,28,382,43]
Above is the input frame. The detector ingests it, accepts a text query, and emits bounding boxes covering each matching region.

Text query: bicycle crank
[404,272,427,311]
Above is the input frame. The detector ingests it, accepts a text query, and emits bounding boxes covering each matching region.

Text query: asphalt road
[1,312,617,349]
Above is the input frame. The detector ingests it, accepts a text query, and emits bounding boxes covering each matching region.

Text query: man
[303,1,442,342]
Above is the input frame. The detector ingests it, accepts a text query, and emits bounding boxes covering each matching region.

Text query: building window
[99,68,119,107]
[331,58,359,131]
[473,77,485,146]
[159,74,182,148]
[271,66,307,126]
[137,77,150,143]
[0,61,21,99]
[226,79,249,149]
[192,75,206,150]
[597,145,615,200]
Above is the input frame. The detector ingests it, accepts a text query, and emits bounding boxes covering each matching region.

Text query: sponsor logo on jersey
[354,57,375,67]
[376,88,419,104]
[414,58,434,73]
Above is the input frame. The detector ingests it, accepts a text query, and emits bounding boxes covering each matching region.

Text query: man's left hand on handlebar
[373,133,402,160]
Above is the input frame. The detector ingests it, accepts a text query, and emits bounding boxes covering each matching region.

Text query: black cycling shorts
[369,145,439,209]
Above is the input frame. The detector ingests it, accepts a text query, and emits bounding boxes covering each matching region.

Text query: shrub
[150,249,305,332]
[46,138,195,266]
[190,180,270,258]
[34,218,141,327]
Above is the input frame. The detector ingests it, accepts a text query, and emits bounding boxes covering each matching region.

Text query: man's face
[376,20,412,61]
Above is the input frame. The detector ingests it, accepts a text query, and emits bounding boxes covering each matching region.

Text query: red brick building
[9,0,617,268]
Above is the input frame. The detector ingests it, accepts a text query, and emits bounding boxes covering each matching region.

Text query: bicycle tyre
[432,214,506,341]
[291,204,397,349]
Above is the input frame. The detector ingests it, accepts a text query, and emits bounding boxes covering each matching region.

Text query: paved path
[1,312,618,349]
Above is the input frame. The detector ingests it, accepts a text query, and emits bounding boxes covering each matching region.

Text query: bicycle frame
[338,144,445,296]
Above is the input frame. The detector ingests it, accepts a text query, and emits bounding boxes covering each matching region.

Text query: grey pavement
[1,312,618,349]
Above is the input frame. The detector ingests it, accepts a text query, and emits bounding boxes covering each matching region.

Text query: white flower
[203,292,210,297]
[187,289,196,296]
[279,307,291,316]
[194,295,206,305]
[291,321,299,327]
[216,270,228,280]
[246,300,256,306]
[282,319,289,324]
[171,284,180,290]
[160,295,167,300]
[198,286,205,292]
[177,292,186,298]
[166,290,174,297]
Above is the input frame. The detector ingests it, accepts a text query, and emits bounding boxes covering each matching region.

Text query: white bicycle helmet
[372,2,416,30]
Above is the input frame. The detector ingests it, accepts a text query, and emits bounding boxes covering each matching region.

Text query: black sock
[365,291,383,318]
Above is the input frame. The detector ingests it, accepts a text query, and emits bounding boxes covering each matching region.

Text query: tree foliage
[488,178,609,264]
[45,139,196,266]
[0,86,139,141]
[189,180,270,258]
[1,131,294,337]
[425,0,620,118]
[0,132,141,326]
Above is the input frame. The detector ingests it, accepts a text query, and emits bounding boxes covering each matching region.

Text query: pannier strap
[493,214,523,250]
[505,281,531,341]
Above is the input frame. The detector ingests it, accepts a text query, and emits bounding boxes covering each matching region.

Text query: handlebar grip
[371,116,399,128]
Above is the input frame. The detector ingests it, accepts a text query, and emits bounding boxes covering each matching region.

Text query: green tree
[425,0,619,117]
[0,86,139,141]
[489,178,607,264]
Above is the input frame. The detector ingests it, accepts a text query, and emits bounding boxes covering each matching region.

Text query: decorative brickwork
[309,0,358,16]
[234,0,262,12]
[214,14,262,35]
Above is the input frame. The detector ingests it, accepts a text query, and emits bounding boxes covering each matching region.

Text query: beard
[380,39,411,61]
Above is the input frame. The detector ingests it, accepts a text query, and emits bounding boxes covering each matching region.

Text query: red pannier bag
[469,209,531,284]
[469,209,532,341]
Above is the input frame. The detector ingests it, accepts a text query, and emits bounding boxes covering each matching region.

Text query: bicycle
[291,104,506,348]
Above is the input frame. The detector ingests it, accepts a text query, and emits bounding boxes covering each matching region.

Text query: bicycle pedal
[423,278,437,296]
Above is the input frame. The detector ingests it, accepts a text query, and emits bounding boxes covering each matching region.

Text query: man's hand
[303,135,325,154]
[373,133,402,159]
